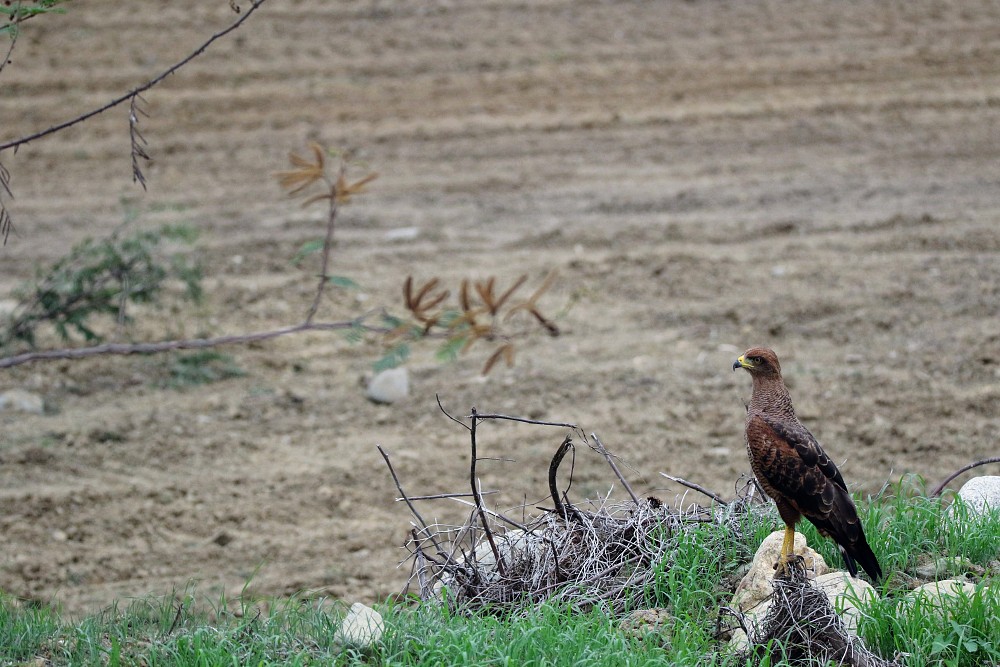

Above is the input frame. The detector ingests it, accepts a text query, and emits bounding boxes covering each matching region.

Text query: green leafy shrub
[1,225,202,350]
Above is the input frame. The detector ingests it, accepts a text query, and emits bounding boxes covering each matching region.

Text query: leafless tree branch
[0,0,270,154]
[930,456,1000,498]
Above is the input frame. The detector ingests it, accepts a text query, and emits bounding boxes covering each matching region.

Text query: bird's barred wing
[746,414,848,519]
[760,415,848,492]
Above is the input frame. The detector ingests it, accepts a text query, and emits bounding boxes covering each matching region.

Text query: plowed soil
[1,0,999,616]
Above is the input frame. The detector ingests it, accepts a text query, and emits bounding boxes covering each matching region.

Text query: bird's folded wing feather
[747,414,848,519]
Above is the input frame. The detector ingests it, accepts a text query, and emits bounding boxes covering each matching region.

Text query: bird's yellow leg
[775,524,796,575]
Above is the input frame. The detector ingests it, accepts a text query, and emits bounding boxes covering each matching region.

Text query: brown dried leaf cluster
[275,142,378,207]
[399,271,560,374]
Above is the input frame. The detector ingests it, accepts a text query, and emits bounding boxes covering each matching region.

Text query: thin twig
[436,394,471,431]
[403,491,498,501]
[470,412,577,429]
[304,169,340,324]
[0,0,271,153]
[469,407,505,576]
[659,473,726,505]
[165,600,186,636]
[0,0,22,78]
[930,456,1000,497]
[590,433,640,505]
[376,445,445,558]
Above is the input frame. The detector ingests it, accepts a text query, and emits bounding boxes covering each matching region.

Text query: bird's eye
[751,356,764,365]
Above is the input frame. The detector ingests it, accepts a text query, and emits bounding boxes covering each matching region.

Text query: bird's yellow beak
[733,355,751,371]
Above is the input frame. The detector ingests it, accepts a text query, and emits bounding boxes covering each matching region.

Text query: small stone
[957,476,1000,517]
[384,226,420,241]
[51,529,68,542]
[619,608,673,641]
[915,556,980,579]
[337,602,384,647]
[0,389,45,414]
[212,532,234,547]
[366,367,410,404]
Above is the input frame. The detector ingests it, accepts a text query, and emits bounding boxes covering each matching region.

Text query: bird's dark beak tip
[732,360,741,371]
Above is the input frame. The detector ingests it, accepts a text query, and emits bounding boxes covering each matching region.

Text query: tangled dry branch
[381,406,762,616]
[742,562,899,667]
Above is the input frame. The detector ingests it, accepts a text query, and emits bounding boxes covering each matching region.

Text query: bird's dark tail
[841,533,882,581]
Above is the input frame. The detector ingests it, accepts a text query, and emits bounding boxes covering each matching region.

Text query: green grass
[2,488,998,666]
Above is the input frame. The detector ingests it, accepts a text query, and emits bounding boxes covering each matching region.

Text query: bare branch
[471,412,577,429]
[304,171,340,324]
[0,316,387,370]
[590,433,640,505]
[0,0,270,154]
[0,1,20,78]
[469,407,505,576]
[403,491,497,501]
[659,472,726,505]
[930,456,1000,498]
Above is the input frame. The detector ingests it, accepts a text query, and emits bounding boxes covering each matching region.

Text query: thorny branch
[0,0,270,243]
[0,0,270,154]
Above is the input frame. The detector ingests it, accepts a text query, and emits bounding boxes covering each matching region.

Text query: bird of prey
[733,347,882,581]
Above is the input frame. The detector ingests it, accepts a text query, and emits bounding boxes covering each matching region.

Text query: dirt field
[1,0,999,616]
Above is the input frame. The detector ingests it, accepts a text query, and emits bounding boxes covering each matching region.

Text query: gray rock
[366,367,409,404]
[903,579,979,619]
[0,389,45,414]
[337,602,384,647]
[957,476,1000,517]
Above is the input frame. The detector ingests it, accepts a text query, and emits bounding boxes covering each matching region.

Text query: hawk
[734,347,882,580]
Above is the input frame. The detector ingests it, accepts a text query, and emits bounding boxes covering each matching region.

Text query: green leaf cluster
[1,0,71,37]
[0,224,203,350]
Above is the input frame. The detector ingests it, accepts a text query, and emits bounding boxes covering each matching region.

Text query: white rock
[384,226,420,241]
[366,367,409,404]
[957,476,1000,517]
[337,602,384,647]
[0,299,19,318]
[0,389,45,414]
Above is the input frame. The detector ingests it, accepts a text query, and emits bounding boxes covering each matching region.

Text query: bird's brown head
[733,347,782,378]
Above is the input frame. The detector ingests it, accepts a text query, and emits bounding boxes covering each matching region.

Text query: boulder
[904,578,979,617]
[812,572,879,635]
[731,530,829,613]
[957,476,1000,517]
[337,602,384,648]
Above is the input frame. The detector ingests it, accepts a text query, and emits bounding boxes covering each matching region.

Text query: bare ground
[1,0,999,616]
